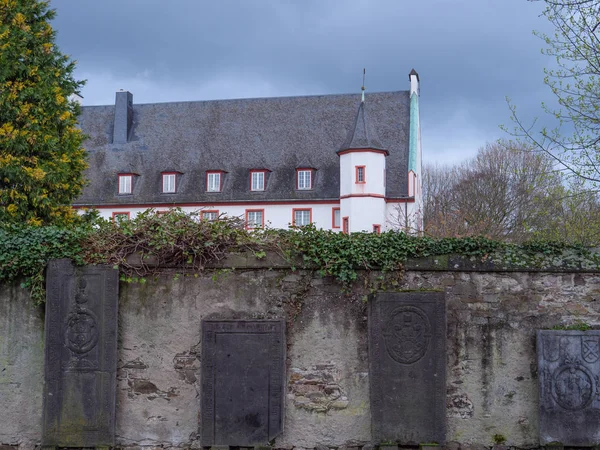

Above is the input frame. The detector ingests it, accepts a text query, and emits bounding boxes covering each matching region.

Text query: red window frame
[332,207,341,229]
[250,170,268,191]
[408,170,416,197]
[245,209,265,229]
[342,216,349,234]
[161,172,178,193]
[292,208,312,226]
[112,211,130,220]
[118,173,134,194]
[201,210,220,221]
[355,165,366,184]
[206,171,224,192]
[373,224,381,234]
[296,168,313,190]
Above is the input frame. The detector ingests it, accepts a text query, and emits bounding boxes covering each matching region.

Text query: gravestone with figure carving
[201,320,285,446]
[369,291,446,444]
[538,330,600,446]
[42,259,119,447]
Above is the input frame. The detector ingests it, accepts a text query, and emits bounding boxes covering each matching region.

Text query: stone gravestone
[538,330,600,446]
[201,320,285,446]
[42,259,119,447]
[369,291,446,444]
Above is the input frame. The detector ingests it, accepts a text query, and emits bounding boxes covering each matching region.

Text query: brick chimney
[113,90,133,144]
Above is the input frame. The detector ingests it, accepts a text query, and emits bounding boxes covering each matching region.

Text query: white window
[297,170,312,190]
[118,174,132,194]
[246,210,263,229]
[162,173,176,193]
[112,212,130,221]
[333,208,341,228]
[251,171,265,191]
[294,209,311,226]
[207,172,221,192]
[202,211,218,221]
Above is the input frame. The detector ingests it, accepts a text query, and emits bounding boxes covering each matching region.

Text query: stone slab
[201,320,285,446]
[538,330,600,446]
[369,291,446,444]
[42,259,119,447]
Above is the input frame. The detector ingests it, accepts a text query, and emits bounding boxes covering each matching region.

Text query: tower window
[356,166,366,184]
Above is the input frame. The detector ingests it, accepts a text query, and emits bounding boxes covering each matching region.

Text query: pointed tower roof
[409,68,420,81]
[338,101,388,155]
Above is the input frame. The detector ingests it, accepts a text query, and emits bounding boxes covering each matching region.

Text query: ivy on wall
[0,209,599,304]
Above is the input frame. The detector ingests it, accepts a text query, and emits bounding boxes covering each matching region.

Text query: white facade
[91,203,344,231]
[76,71,423,233]
[338,150,387,233]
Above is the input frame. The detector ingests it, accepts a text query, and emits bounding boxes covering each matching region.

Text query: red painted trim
[162,172,177,193]
[112,211,130,220]
[73,199,340,210]
[337,148,388,157]
[385,197,415,204]
[296,168,313,190]
[355,165,366,184]
[201,209,219,220]
[245,208,265,229]
[331,207,340,228]
[373,224,381,234]
[250,169,267,191]
[340,193,385,200]
[342,216,349,234]
[292,208,312,226]
[206,170,224,192]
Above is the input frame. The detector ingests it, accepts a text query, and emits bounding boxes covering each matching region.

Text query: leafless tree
[423,140,563,242]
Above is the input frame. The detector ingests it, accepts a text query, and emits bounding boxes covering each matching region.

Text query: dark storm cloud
[50,0,555,163]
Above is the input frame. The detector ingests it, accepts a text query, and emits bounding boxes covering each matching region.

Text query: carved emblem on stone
[582,337,600,363]
[64,308,99,354]
[543,335,560,362]
[382,306,431,364]
[552,356,595,411]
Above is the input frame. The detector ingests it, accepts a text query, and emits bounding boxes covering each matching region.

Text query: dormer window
[162,172,177,193]
[251,170,267,191]
[296,169,313,190]
[118,174,133,194]
[206,171,223,192]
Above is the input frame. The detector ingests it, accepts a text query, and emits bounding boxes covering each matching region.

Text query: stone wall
[1,258,600,449]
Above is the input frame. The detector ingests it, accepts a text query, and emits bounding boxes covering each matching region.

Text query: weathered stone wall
[2,260,600,449]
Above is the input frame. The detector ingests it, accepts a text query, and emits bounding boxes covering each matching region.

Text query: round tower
[337,98,388,233]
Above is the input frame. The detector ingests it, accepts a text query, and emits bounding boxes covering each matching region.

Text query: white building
[74,70,423,233]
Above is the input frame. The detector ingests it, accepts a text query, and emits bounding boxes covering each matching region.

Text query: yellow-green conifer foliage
[0,0,86,226]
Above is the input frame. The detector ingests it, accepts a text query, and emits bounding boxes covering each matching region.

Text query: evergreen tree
[0,0,86,226]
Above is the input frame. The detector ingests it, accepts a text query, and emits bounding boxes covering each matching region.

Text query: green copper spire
[408,91,419,173]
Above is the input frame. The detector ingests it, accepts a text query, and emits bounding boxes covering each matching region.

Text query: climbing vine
[0,209,599,304]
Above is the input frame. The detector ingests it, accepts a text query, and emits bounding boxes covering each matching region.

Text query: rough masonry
[1,256,600,448]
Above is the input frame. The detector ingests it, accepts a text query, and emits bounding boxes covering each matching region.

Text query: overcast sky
[50,0,555,165]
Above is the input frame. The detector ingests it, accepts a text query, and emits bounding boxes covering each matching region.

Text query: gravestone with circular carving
[538,330,600,446]
[42,259,119,447]
[369,291,446,444]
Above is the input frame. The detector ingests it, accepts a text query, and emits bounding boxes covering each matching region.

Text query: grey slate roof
[74,91,411,206]
[338,101,387,153]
